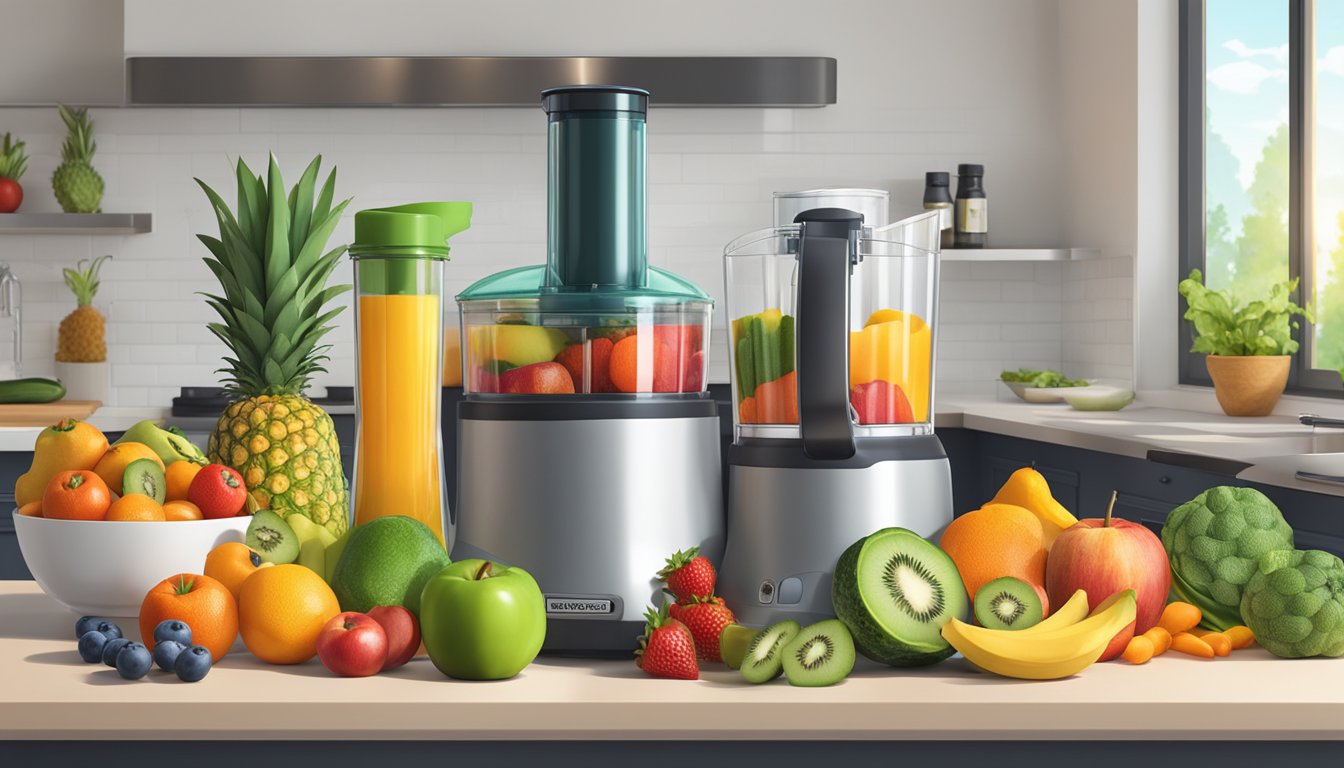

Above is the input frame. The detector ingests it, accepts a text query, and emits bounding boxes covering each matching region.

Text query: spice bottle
[954,163,987,248]
[922,172,954,249]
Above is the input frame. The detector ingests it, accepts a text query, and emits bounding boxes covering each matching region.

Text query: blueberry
[101,637,131,667]
[115,642,152,680]
[75,616,105,640]
[152,640,186,672]
[174,645,212,682]
[77,631,108,663]
[94,620,122,641]
[153,620,192,647]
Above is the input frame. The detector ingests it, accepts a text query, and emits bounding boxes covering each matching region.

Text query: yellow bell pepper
[989,466,1080,547]
[15,419,109,506]
[849,309,932,421]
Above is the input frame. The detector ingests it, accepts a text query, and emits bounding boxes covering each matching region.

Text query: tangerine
[17,500,42,517]
[106,494,166,521]
[204,541,268,600]
[165,461,203,502]
[938,503,1047,602]
[238,564,340,664]
[93,443,164,496]
[163,500,204,521]
[42,470,112,520]
[139,573,238,661]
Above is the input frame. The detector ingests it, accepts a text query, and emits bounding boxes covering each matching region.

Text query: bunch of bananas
[942,589,1137,680]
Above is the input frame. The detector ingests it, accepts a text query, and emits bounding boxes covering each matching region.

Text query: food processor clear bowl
[458,297,711,396]
[723,212,941,439]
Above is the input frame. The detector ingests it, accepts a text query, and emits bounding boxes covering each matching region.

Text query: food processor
[349,203,472,547]
[718,204,954,628]
[453,86,723,654]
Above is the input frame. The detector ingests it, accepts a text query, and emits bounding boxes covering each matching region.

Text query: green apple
[419,559,546,680]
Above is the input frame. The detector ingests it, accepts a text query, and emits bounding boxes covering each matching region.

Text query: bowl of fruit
[12,419,253,617]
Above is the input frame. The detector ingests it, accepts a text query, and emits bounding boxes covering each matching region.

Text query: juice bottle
[349,203,472,547]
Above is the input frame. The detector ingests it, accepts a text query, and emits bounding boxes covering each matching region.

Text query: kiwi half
[974,576,1043,631]
[246,510,299,565]
[781,619,855,687]
[740,620,801,684]
[122,458,166,504]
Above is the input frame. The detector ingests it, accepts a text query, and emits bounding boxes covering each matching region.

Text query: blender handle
[794,208,861,460]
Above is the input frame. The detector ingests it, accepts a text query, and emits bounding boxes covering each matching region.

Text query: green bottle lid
[352,202,473,256]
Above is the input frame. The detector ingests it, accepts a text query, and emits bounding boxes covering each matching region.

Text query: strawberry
[657,547,716,601]
[678,595,737,662]
[634,605,698,680]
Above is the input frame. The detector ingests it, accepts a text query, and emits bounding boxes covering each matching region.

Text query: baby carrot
[1122,635,1155,664]
[1158,602,1202,635]
[1170,631,1215,659]
[1142,626,1172,655]
[1223,625,1256,650]
[1198,631,1231,656]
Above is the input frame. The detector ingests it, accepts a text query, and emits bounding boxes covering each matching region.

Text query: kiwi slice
[246,510,299,565]
[974,576,1044,631]
[740,620,801,684]
[121,458,166,503]
[781,619,855,687]
[719,624,757,670]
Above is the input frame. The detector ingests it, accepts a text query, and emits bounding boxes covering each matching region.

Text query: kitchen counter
[937,398,1341,497]
[0,407,172,452]
[1,581,1341,743]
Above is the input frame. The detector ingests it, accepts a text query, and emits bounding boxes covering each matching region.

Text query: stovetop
[171,386,355,418]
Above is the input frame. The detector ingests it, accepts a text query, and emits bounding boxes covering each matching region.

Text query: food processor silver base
[719,444,953,628]
[453,400,724,655]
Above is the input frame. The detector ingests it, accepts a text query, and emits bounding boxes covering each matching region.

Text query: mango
[468,324,569,369]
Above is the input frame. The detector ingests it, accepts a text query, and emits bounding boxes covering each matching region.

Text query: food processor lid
[351,202,473,257]
[725,209,942,257]
[457,264,711,305]
[542,85,649,116]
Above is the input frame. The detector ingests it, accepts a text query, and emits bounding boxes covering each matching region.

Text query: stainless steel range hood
[125,56,836,107]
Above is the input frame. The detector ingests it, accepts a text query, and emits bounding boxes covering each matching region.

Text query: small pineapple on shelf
[55,255,110,403]
[52,105,104,214]
[0,132,28,213]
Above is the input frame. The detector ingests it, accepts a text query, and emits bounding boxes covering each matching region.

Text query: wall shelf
[0,213,153,235]
[941,248,1100,262]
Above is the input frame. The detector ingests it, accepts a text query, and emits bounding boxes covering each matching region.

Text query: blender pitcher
[349,203,472,547]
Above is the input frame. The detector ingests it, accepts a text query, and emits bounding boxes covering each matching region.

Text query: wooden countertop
[1,582,1342,741]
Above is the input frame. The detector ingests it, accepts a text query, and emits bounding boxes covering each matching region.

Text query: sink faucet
[0,264,20,377]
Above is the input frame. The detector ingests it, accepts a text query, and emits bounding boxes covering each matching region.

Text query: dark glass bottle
[922,171,954,249]
[954,163,987,248]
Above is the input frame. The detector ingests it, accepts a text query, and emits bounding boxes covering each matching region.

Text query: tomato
[42,470,113,520]
[0,178,22,213]
[188,463,249,519]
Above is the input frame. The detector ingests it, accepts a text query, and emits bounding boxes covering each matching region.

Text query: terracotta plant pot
[1204,355,1290,417]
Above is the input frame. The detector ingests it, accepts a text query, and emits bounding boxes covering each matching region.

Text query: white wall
[0,0,1127,407]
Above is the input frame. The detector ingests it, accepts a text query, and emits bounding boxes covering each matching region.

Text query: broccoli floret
[1240,549,1344,658]
[1161,486,1295,630]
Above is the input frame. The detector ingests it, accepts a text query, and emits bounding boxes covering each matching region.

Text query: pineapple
[52,105,104,214]
[56,255,109,362]
[196,154,352,536]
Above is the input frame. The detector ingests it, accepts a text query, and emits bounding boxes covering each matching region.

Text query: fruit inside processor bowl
[460,300,710,396]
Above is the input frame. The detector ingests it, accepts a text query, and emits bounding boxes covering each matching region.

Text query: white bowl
[12,511,250,617]
[1001,380,1096,403]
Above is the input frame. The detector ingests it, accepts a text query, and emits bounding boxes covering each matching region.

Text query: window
[1180,0,1344,393]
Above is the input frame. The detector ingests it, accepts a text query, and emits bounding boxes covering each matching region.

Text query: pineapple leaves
[196,153,352,396]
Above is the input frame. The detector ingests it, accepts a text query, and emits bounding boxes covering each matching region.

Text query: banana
[1016,589,1090,635]
[942,591,1137,680]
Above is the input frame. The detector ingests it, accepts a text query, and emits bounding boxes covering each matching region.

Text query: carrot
[1158,602,1202,635]
[754,371,798,424]
[1170,631,1215,659]
[1122,635,1155,664]
[1142,626,1172,655]
[1190,629,1231,656]
[1223,625,1256,650]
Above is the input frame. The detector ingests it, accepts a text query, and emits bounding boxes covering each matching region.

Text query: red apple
[368,604,421,671]
[499,362,576,394]
[1045,491,1170,661]
[316,612,388,677]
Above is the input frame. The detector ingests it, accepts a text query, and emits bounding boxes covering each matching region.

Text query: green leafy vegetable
[1178,269,1312,356]
[999,368,1087,388]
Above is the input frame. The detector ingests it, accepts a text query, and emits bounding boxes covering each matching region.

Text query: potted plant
[1178,268,1312,416]
[55,255,110,402]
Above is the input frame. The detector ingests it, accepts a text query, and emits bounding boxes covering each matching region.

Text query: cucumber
[0,377,66,404]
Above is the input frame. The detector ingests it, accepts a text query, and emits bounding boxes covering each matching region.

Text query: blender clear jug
[724,209,941,440]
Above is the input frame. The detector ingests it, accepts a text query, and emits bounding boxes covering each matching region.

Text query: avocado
[114,420,207,465]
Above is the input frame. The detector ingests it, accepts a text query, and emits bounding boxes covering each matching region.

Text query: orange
[106,494,166,521]
[17,500,42,517]
[165,461,203,501]
[93,443,164,496]
[139,573,238,661]
[938,503,1047,602]
[238,564,340,664]
[164,500,204,521]
[204,541,269,600]
[42,470,112,520]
